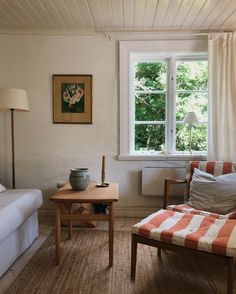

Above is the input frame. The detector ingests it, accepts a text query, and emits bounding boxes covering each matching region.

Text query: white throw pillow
[0,183,6,192]
[188,168,236,214]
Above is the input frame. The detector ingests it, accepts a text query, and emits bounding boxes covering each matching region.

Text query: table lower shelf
[61,213,110,221]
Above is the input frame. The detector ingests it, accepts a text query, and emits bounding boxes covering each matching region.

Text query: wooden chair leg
[157,247,161,257]
[131,233,137,281]
[227,257,235,294]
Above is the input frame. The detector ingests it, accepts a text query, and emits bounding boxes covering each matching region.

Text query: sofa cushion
[0,184,6,193]
[0,189,43,243]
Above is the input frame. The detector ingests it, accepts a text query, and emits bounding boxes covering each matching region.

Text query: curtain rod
[102,30,233,36]
[103,30,233,41]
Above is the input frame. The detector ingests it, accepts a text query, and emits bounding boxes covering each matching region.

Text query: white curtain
[208,33,236,161]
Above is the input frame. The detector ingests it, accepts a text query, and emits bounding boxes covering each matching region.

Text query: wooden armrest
[165,178,187,185]
[163,178,187,209]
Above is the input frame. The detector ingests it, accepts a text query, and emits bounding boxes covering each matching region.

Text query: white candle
[101,155,105,183]
[102,155,105,173]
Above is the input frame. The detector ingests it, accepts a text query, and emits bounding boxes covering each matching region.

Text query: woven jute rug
[6,229,231,294]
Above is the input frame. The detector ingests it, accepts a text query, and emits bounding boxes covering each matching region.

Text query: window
[119,40,208,159]
[134,60,167,153]
[133,58,208,154]
[175,60,208,152]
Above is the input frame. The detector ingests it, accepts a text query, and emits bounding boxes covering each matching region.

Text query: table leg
[131,233,137,281]
[68,203,72,239]
[55,203,61,265]
[109,202,114,267]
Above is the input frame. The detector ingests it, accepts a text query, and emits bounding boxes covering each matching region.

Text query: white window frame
[119,40,208,161]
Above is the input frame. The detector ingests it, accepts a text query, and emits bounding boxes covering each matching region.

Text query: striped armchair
[131,161,236,294]
[165,161,236,219]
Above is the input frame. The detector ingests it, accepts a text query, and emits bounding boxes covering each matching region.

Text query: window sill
[118,153,207,161]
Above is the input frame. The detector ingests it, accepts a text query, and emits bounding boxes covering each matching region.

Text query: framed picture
[53,74,92,124]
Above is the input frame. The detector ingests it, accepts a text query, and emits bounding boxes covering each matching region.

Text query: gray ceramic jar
[69,168,90,191]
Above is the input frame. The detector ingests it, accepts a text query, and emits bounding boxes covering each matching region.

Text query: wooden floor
[0,217,140,294]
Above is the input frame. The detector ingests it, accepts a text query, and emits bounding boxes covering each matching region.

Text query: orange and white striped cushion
[167,204,236,220]
[187,161,236,180]
[132,209,236,257]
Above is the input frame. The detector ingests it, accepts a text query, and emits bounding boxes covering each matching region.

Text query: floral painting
[62,83,85,113]
[53,75,92,124]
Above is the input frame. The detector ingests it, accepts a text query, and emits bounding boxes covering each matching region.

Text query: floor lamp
[0,88,29,189]
[183,111,199,154]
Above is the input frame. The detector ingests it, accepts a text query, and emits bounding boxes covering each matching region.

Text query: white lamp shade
[0,88,29,111]
[183,111,199,126]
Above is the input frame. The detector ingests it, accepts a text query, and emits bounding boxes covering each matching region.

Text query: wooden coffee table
[50,182,118,266]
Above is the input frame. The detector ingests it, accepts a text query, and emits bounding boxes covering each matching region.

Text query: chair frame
[163,178,187,209]
[131,233,235,294]
[131,162,236,294]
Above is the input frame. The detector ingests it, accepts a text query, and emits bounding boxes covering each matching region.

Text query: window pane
[135,93,166,121]
[176,61,208,91]
[135,62,167,91]
[176,124,207,151]
[135,124,165,151]
[176,93,208,121]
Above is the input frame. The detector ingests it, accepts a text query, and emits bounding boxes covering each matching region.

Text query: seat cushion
[132,209,236,257]
[167,204,236,219]
[0,189,43,243]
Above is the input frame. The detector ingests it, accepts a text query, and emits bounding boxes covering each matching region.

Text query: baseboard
[39,206,160,218]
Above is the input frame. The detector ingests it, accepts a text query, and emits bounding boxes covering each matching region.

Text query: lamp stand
[11,109,15,189]
[189,125,192,155]
[0,88,29,189]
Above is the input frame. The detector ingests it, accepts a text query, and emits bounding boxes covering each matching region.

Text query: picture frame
[53,74,92,124]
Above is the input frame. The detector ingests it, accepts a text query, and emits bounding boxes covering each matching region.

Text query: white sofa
[0,189,43,277]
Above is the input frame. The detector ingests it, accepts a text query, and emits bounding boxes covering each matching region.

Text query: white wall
[0,34,185,216]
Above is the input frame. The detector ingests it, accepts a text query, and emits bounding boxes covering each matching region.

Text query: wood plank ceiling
[0,0,235,32]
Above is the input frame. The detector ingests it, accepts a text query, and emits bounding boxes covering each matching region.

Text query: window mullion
[166,61,170,152]
[172,58,177,154]
[166,57,175,153]
[135,121,165,124]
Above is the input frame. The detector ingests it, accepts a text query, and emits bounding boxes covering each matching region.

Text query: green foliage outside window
[135,124,165,151]
[135,94,165,121]
[135,62,167,91]
[176,124,207,151]
[134,60,208,152]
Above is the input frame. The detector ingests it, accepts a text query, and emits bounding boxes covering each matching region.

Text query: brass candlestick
[102,170,105,185]
[96,155,109,188]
